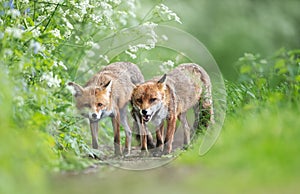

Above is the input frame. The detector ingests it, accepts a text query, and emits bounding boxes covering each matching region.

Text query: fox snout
[137,108,153,123]
[90,112,100,120]
[141,109,148,115]
[91,113,97,118]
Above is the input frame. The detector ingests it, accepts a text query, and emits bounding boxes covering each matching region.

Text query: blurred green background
[165,0,300,79]
[0,0,299,194]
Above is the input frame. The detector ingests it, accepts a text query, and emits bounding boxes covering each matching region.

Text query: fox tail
[193,67,214,132]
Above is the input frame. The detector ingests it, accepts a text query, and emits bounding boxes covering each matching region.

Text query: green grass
[49,103,300,194]
[176,104,300,193]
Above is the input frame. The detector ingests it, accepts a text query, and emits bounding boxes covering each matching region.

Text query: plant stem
[42,3,59,33]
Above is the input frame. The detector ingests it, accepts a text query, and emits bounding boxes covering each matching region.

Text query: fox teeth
[143,115,151,122]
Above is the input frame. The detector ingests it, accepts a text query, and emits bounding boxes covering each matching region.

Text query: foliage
[0,0,181,177]
[226,49,300,113]
[166,0,300,79]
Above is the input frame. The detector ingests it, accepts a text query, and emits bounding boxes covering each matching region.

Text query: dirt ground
[88,125,190,170]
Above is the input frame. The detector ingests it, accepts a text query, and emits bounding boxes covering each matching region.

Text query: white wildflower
[86,41,100,50]
[125,22,158,56]
[66,83,76,96]
[161,34,168,41]
[30,27,41,37]
[145,39,156,49]
[20,0,29,3]
[7,9,21,19]
[58,61,67,70]
[125,50,137,59]
[260,59,268,64]
[111,0,121,5]
[75,36,80,43]
[64,29,71,38]
[175,55,182,63]
[0,32,4,39]
[156,4,182,24]
[14,96,24,107]
[100,2,112,10]
[118,11,128,26]
[36,15,47,23]
[125,0,136,10]
[5,27,23,39]
[53,61,67,70]
[41,72,61,88]
[50,28,61,38]
[86,50,95,57]
[76,0,94,15]
[163,60,174,67]
[4,49,13,56]
[160,60,174,73]
[66,21,74,30]
[62,18,74,30]
[72,13,82,21]
[128,45,138,53]
[99,55,109,63]
[141,22,158,40]
[30,40,44,54]
[128,43,153,54]
[90,13,102,24]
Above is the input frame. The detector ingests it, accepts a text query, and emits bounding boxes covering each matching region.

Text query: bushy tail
[193,67,214,132]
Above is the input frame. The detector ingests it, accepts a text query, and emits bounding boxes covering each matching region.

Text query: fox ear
[104,80,112,95]
[158,74,167,84]
[67,82,83,97]
[157,74,167,90]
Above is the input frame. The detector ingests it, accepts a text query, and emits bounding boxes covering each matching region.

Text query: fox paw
[139,150,149,157]
[162,149,171,156]
[114,150,122,157]
[123,148,131,157]
[152,150,163,157]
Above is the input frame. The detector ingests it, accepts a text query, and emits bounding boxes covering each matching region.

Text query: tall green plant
[0,0,182,172]
[227,49,300,112]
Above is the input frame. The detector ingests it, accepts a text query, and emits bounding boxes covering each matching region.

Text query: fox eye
[97,103,103,107]
[136,98,142,104]
[149,98,157,103]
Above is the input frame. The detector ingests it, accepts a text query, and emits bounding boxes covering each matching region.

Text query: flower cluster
[125,22,158,59]
[0,0,182,170]
[155,4,182,24]
[124,4,181,59]
[160,60,175,73]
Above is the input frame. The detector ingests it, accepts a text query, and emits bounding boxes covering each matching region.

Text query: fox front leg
[152,122,164,157]
[112,112,122,156]
[134,114,149,156]
[90,121,99,149]
[156,122,164,149]
[163,114,177,155]
[120,106,132,156]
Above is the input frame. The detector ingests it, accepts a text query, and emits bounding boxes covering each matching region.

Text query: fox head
[131,74,167,123]
[68,81,113,121]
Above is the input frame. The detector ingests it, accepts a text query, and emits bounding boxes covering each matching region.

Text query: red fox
[68,62,144,156]
[131,63,214,155]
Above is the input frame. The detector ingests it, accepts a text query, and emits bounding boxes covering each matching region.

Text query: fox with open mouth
[131,63,214,155]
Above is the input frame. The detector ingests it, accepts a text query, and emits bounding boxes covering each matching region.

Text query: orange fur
[131,63,214,155]
[69,62,144,156]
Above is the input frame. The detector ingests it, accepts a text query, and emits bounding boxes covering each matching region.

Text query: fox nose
[92,113,97,118]
[141,109,147,115]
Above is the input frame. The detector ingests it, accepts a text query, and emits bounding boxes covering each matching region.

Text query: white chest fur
[150,105,168,127]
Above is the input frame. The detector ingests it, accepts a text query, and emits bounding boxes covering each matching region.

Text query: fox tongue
[143,115,151,122]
